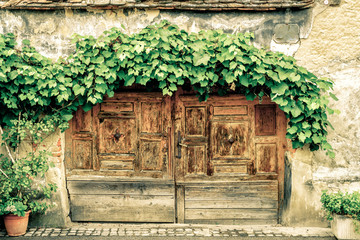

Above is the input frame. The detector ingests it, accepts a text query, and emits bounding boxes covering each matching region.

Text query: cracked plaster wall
[282,0,360,227]
[0,2,357,227]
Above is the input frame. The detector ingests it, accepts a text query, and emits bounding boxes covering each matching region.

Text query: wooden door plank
[185,183,278,194]
[185,219,277,225]
[176,185,185,223]
[186,199,278,209]
[185,192,278,201]
[67,181,174,196]
[185,208,278,220]
[71,195,174,222]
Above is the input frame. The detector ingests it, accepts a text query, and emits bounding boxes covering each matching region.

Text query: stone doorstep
[0,225,334,237]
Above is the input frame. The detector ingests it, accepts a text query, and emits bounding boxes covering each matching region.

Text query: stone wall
[0,0,358,227]
[282,0,360,227]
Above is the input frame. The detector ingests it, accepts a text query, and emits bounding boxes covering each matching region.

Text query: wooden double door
[65,92,287,224]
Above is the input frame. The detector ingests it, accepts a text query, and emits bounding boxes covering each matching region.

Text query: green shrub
[0,115,57,217]
[321,190,360,221]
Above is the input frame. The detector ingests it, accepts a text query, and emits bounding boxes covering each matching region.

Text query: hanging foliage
[0,20,337,157]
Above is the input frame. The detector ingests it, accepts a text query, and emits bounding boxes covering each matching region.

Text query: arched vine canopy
[0,20,337,157]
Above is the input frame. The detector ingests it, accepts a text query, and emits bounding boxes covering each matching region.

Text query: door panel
[65,93,174,222]
[99,118,136,154]
[174,93,286,224]
[211,121,250,159]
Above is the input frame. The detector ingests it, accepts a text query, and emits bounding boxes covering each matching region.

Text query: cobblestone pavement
[0,224,334,238]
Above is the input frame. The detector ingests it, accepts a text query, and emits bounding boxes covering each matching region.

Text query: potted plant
[0,116,57,236]
[321,190,360,240]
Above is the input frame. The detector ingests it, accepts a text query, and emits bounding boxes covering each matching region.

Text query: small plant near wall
[0,114,57,236]
[321,191,360,239]
[321,191,360,221]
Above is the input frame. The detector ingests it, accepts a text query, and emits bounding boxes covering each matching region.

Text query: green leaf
[291,105,302,118]
[193,52,210,66]
[82,103,93,112]
[272,82,288,95]
[73,84,85,95]
[22,39,31,45]
[239,75,249,87]
[229,62,237,70]
[245,92,256,101]
[124,76,135,86]
[93,56,104,64]
[169,83,177,91]
[312,135,321,144]
[299,132,306,143]
[62,114,73,121]
[312,122,321,129]
[288,126,298,134]
[327,151,335,159]
[158,81,166,89]
[329,92,338,101]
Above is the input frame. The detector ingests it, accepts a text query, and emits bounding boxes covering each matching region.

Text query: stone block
[329,0,340,6]
[110,0,126,5]
[86,0,110,5]
[273,23,300,44]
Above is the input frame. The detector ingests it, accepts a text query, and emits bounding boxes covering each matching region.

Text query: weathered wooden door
[65,93,175,222]
[65,92,286,224]
[173,93,287,224]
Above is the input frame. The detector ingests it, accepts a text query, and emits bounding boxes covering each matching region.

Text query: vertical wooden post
[176,184,185,223]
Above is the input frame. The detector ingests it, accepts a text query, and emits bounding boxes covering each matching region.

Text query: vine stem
[0,126,16,164]
[16,112,21,161]
[0,168,9,178]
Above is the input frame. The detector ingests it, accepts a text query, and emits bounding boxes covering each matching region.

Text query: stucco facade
[0,0,358,227]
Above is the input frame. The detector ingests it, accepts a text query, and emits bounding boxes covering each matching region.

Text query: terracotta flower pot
[3,211,31,237]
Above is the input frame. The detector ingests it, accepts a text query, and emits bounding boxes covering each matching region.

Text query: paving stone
[0,225,336,238]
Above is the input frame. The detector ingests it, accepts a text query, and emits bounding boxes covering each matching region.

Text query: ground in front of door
[0,224,333,238]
